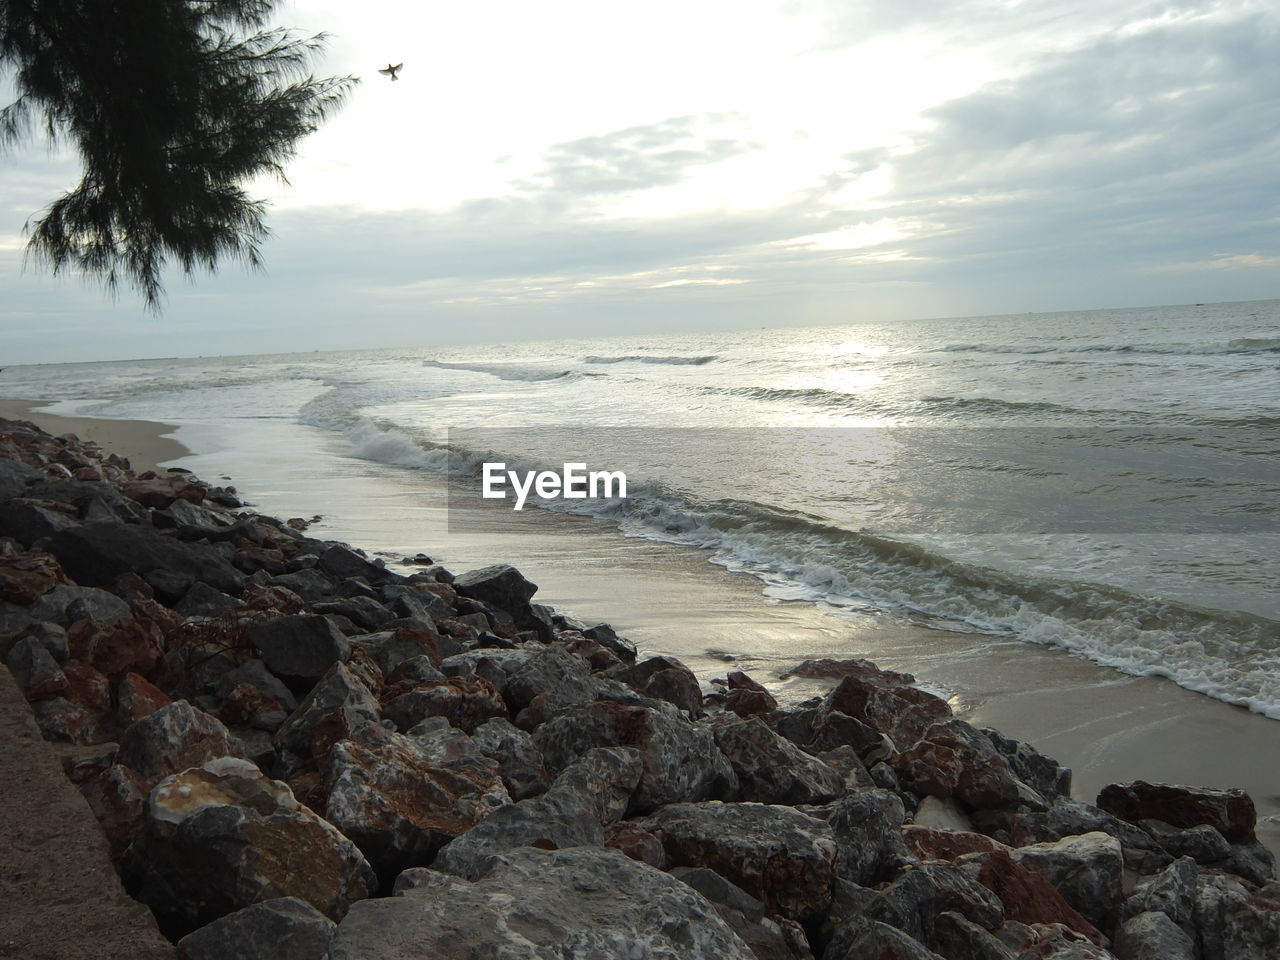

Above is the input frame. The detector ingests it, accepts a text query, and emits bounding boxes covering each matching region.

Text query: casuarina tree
[0,0,355,308]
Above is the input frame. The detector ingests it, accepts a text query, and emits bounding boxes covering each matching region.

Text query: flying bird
[378,62,403,81]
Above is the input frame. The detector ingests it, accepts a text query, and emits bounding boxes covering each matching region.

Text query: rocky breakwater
[2,414,1279,960]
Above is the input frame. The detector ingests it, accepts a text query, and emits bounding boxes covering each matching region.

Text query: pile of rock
[2,417,1278,960]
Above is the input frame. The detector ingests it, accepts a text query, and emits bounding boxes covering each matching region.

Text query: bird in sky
[378,63,404,81]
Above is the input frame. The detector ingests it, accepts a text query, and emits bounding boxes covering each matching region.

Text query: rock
[1009,799,1168,869]
[533,700,737,815]
[78,761,151,862]
[964,849,1104,945]
[312,597,394,633]
[0,497,81,545]
[115,671,171,725]
[500,647,597,724]
[333,846,755,959]
[176,581,246,618]
[711,715,844,805]
[1122,856,1197,930]
[354,627,448,676]
[123,756,376,936]
[982,727,1072,800]
[821,662,951,749]
[116,700,244,786]
[1097,781,1257,844]
[5,635,68,700]
[931,911,1019,960]
[0,550,70,603]
[318,544,391,584]
[904,825,1010,863]
[248,615,350,687]
[66,616,167,681]
[895,718,1031,810]
[433,746,641,880]
[176,897,336,960]
[323,726,511,879]
[913,795,976,831]
[673,865,765,921]
[274,661,382,777]
[1141,820,1231,863]
[469,717,550,799]
[825,919,944,960]
[1192,872,1280,960]
[381,675,508,734]
[611,656,705,716]
[1113,910,1194,960]
[829,788,912,886]
[30,694,100,742]
[122,475,206,508]
[581,622,637,663]
[47,521,244,597]
[638,800,839,921]
[29,582,132,626]
[1012,832,1124,929]
[6,620,68,661]
[452,563,537,613]
[605,820,669,867]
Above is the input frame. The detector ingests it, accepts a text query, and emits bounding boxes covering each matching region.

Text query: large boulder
[1192,873,1280,960]
[433,746,642,881]
[331,846,756,959]
[322,726,511,879]
[116,700,244,786]
[273,661,382,777]
[711,715,844,805]
[829,788,912,887]
[1097,781,1257,844]
[176,897,336,960]
[46,521,244,597]
[1011,831,1124,930]
[637,800,839,921]
[123,757,376,937]
[820,662,951,749]
[895,718,1032,811]
[533,700,736,815]
[247,615,351,687]
[469,717,549,800]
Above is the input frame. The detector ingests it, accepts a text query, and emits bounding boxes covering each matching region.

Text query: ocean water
[5,299,1279,715]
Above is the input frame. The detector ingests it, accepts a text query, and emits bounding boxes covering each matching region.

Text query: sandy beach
[0,400,189,477]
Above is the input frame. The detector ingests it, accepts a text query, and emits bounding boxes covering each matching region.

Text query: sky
[2,0,1278,363]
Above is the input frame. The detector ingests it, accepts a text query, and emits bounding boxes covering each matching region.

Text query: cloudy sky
[2,0,1278,363]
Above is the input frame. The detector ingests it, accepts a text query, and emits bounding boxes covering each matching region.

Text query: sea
[5,299,1279,718]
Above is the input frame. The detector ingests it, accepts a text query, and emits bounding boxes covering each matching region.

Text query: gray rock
[318,545,391,584]
[123,757,375,937]
[826,919,944,960]
[11,621,68,661]
[672,866,766,922]
[1122,856,1198,931]
[116,700,244,786]
[829,788,911,887]
[850,863,1004,944]
[333,846,755,959]
[1011,831,1123,929]
[609,655,704,716]
[1142,820,1231,862]
[433,746,641,880]
[381,583,452,621]
[637,800,839,921]
[248,615,350,685]
[220,659,299,715]
[312,597,395,633]
[452,563,537,614]
[47,521,244,597]
[581,622,637,663]
[470,717,550,800]
[981,727,1072,800]
[175,580,246,618]
[533,700,737,815]
[5,635,67,700]
[1114,910,1194,960]
[1193,872,1280,960]
[0,497,80,546]
[930,911,1018,960]
[176,897,336,960]
[354,627,446,678]
[270,569,337,602]
[711,715,845,805]
[28,583,132,626]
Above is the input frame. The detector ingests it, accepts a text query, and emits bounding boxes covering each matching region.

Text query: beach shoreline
[0,400,189,476]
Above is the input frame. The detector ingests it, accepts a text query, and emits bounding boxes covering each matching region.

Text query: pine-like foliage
[0,0,355,308]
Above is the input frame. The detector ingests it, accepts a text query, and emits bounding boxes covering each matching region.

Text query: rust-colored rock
[67,617,167,682]
[122,476,207,509]
[604,821,669,868]
[903,825,1011,862]
[1097,780,1257,844]
[971,849,1103,944]
[116,672,172,725]
[381,675,508,734]
[0,551,70,603]
[78,762,151,862]
[823,665,951,749]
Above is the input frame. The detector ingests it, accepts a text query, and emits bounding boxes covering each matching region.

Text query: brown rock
[123,756,376,936]
[903,825,1011,862]
[67,617,167,682]
[1097,781,1257,844]
[894,719,1025,810]
[381,675,507,734]
[122,476,207,509]
[604,821,669,868]
[822,664,951,749]
[78,762,151,862]
[0,551,70,603]
[116,700,244,787]
[970,849,1103,945]
[116,672,172,725]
